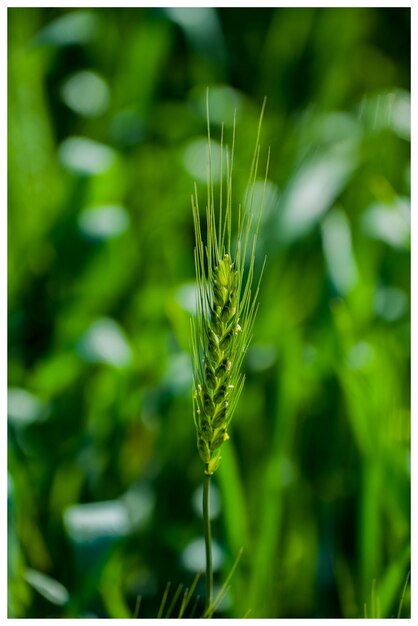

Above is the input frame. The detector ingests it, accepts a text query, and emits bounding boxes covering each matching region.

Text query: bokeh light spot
[61,70,110,118]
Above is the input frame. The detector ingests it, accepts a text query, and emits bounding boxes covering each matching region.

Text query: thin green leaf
[157,581,171,619]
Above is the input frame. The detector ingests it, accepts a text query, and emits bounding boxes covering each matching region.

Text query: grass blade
[397,570,410,618]
[165,583,183,618]
[157,581,171,619]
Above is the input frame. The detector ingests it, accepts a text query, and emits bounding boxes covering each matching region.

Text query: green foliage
[8,7,410,618]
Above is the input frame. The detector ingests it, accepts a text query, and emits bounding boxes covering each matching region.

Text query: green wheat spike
[191,93,269,476]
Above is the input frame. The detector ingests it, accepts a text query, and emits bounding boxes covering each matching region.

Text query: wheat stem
[203,469,213,612]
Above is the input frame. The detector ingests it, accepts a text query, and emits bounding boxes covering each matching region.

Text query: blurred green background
[8,7,410,618]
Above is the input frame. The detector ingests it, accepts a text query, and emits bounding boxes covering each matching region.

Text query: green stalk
[203,468,213,612]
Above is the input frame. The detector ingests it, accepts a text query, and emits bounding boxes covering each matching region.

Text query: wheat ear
[191,95,268,477]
